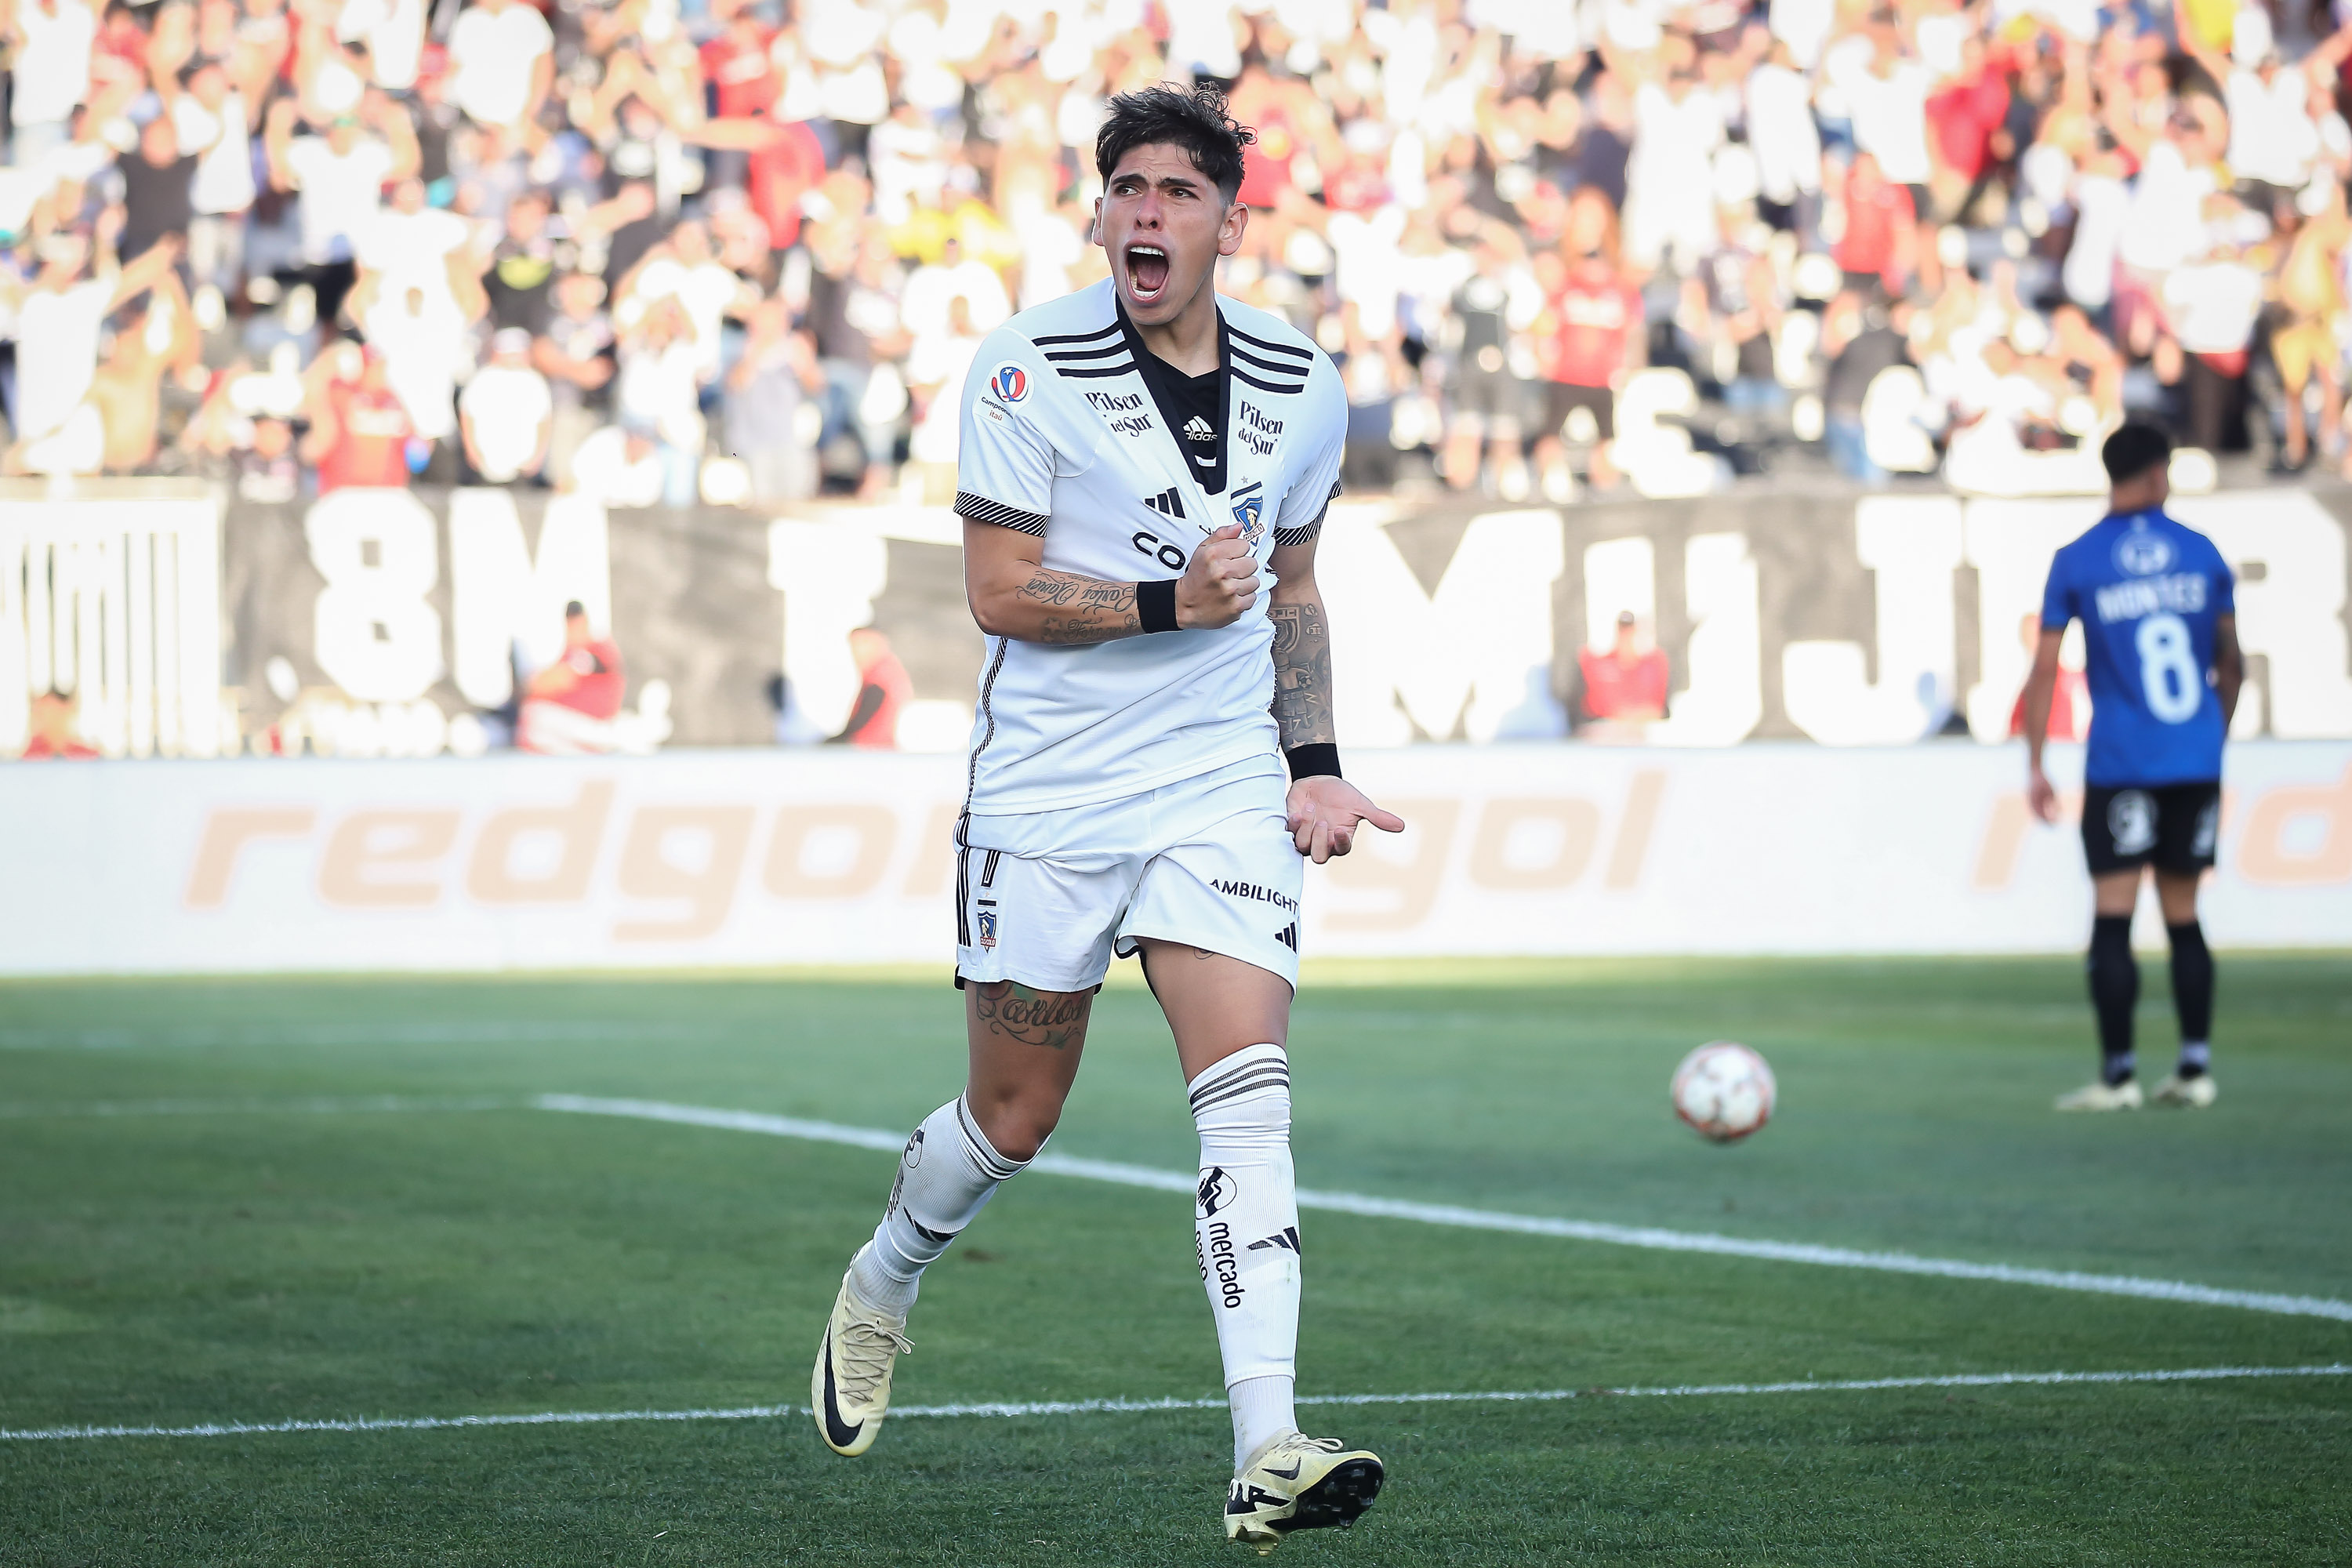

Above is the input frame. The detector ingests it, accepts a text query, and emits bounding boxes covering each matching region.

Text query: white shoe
[2153,1072,2217,1108]
[2055,1079,2143,1112]
[1225,1430,1384,1554]
[811,1269,911,1456]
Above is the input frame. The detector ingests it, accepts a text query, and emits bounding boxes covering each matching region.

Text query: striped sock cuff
[1187,1044,1290,1118]
[955,1094,1032,1181]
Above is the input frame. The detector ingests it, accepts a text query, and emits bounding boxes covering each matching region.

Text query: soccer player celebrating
[810,85,1403,1550]
[2023,423,2243,1111]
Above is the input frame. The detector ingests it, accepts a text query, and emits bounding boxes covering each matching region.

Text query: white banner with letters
[3,741,2347,974]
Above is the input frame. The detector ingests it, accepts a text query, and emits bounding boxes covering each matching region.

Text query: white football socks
[849,1096,1030,1315]
[1189,1043,1301,1471]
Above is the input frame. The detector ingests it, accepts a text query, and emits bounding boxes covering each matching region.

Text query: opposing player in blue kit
[2023,423,2244,1111]
[807,84,1404,1551]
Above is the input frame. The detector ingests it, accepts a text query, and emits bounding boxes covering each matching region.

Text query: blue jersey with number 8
[2040,510,2234,787]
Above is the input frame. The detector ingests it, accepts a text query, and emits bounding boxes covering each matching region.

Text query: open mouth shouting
[1124,241,1173,306]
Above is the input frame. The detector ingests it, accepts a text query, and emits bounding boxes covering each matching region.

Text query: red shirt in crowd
[1579,646,1671,720]
[317,383,415,492]
[749,118,826,250]
[1929,70,2010,183]
[19,733,99,758]
[2009,666,2089,740]
[1547,261,1642,389]
[1239,109,1303,208]
[547,638,625,720]
[701,27,779,119]
[1835,169,1915,285]
[844,641,910,748]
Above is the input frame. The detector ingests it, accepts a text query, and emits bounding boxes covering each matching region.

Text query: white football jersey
[953,278,1346,813]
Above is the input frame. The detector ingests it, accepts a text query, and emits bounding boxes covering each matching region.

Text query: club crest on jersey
[975,907,998,948]
[2113,524,2174,577]
[1229,485,1265,547]
[988,363,1029,405]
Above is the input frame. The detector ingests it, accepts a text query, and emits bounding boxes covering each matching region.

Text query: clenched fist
[1174,524,1260,630]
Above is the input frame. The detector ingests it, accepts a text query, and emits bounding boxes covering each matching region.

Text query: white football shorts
[955,756,1302,993]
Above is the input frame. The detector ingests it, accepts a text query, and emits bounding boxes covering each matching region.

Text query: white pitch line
[13,1091,2350,1324]
[0,1095,522,1120]
[5,1363,2346,1444]
[535,1096,2352,1324]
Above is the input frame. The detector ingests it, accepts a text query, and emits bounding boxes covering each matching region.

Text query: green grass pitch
[2,956,2348,1565]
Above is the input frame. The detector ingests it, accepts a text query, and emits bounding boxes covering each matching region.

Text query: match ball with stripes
[1671,1042,1776,1143]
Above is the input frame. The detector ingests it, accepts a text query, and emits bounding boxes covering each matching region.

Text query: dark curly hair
[1094,83,1257,204]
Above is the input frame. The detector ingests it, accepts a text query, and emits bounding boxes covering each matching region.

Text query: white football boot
[2055,1079,2143,1112]
[811,1269,912,1457]
[1225,1431,1385,1554]
[2152,1072,2217,1108]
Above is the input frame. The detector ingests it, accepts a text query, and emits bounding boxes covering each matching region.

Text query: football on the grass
[1671,1042,1776,1142]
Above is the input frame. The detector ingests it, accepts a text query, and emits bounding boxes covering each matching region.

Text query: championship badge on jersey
[1230,484,1265,549]
[989,364,1029,405]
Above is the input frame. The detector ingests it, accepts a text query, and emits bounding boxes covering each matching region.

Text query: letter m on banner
[448,489,612,708]
[1316,508,1566,743]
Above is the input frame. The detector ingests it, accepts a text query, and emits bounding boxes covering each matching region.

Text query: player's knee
[962,1087,1063,1163]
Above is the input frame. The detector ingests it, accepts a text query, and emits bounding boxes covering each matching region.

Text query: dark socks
[2167,920,2214,1078]
[2087,916,2137,1084]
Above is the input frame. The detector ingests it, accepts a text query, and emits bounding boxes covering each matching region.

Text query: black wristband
[1284,742,1341,781]
[1136,578,1178,633]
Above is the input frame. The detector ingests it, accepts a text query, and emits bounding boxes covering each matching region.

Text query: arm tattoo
[972,981,1092,1051]
[1269,599,1336,749]
[1016,569,1141,644]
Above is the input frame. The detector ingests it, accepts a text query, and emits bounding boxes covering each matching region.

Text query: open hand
[1176,524,1259,630]
[1285,776,1406,864]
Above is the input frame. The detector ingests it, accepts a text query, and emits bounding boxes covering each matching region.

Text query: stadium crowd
[2,0,2350,503]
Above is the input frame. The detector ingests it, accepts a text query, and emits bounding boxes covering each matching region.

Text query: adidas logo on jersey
[1145,488,1185,519]
[1247,1226,1301,1254]
[1274,922,1298,951]
[1183,416,1216,441]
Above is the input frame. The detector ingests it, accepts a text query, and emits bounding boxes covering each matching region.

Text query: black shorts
[1544,382,1613,441]
[2081,782,2220,877]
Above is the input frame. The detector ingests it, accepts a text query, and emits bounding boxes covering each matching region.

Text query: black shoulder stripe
[1273,480,1341,546]
[955,492,1049,536]
[1055,361,1140,379]
[1227,324,1314,361]
[1043,342,1128,361]
[1032,323,1121,346]
[1231,342,1308,376]
[1231,366,1308,395]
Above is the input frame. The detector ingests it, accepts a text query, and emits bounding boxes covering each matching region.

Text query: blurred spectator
[724,296,823,502]
[19,687,97,758]
[8,0,95,169]
[538,271,617,488]
[444,0,553,136]
[301,341,416,492]
[1833,151,1915,299]
[88,270,198,471]
[1537,189,1642,495]
[614,296,703,503]
[0,230,179,454]
[830,626,909,749]
[2009,612,2088,740]
[459,328,552,485]
[518,600,626,753]
[262,92,419,325]
[1579,612,1670,731]
[1822,296,1914,481]
[7,0,2352,501]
